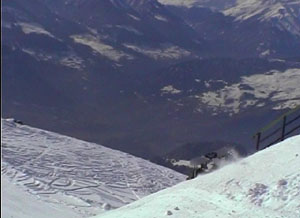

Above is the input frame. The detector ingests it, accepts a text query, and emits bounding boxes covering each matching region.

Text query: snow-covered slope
[158,0,236,10]
[159,0,300,36]
[93,135,300,218]
[158,0,199,7]
[224,0,300,36]
[1,119,185,217]
[2,176,81,218]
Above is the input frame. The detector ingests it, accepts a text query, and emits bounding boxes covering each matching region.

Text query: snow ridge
[93,135,300,218]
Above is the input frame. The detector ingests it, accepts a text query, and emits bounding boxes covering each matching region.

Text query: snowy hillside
[93,135,300,218]
[2,176,82,218]
[159,0,300,36]
[158,0,236,10]
[196,68,300,115]
[224,0,300,36]
[1,119,185,217]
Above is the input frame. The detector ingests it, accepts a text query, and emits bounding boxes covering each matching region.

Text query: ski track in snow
[1,119,185,217]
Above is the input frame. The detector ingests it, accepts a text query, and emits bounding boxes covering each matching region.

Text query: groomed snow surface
[2,119,300,218]
[94,135,300,218]
[2,176,81,218]
[1,119,185,218]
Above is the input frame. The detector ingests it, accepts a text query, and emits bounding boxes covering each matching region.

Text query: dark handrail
[286,114,300,126]
[256,105,300,135]
[285,124,300,137]
[260,127,281,143]
[255,105,300,151]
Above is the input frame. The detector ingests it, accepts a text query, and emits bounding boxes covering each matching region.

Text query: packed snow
[161,85,182,95]
[115,25,143,35]
[158,0,201,8]
[224,0,300,36]
[123,43,191,60]
[21,48,53,62]
[2,176,81,218]
[21,48,85,69]
[71,34,133,62]
[127,14,141,21]
[196,68,300,114]
[2,119,185,217]
[159,0,300,36]
[17,22,55,38]
[60,54,85,70]
[154,15,169,22]
[93,135,300,218]
[158,0,236,10]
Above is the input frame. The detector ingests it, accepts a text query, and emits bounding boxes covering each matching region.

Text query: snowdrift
[93,135,300,218]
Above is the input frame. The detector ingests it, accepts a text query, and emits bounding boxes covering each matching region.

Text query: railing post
[256,132,261,151]
[281,116,287,141]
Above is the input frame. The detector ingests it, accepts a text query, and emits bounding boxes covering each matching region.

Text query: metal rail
[254,106,300,151]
